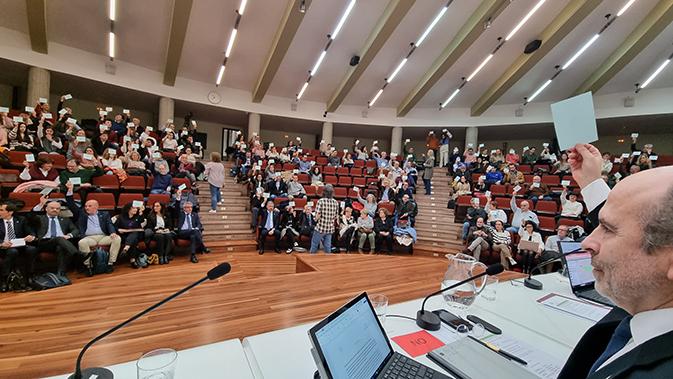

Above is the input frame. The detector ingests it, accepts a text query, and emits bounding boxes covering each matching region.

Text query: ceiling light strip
[524,0,637,105]
[296,0,358,100]
[367,1,454,107]
[636,49,673,92]
[108,0,116,60]
[439,0,547,109]
[215,0,247,86]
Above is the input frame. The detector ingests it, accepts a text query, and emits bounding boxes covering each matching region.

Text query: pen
[469,336,528,366]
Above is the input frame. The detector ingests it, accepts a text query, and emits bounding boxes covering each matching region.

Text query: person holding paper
[485,197,507,226]
[150,163,172,195]
[342,152,354,168]
[38,126,64,154]
[265,173,288,199]
[635,153,652,171]
[630,134,656,163]
[356,211,375,253]
[487,220,517,269]
[484,166,503,189]
[19,155,59,181]
[336,206,357,253]
[58,159,103,195]
[280,204,301,254]
[461,198,487,241]
[517,221,544,274]
[162,131,178,152]
[355,188,377,217]
[465,217,491,262]
[0,201,37,292]
[115,202,147,269]
[170,187,199,220]
[426,131,439,165]
[144,201,175,265]
[552,152,571,176]
[462,147,477,168]
[35,199,80,279]
[505,148,520,165]
[451,176,471,201]
[557,143,673,378]
[558,188,584,219]
[395,194,417,227]
[601,152,613,174]
[522,147,539,165]
[177,202,208,263]
[507,194,539,234]
[287,174,306,198]
[525,175,552,205]
[92,131,116,156]
[438,129,452,167]
[489,149,505,166]
[257,200,282,254]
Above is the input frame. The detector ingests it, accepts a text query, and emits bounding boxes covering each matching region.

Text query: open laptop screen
[557,240,583,255]
[566,252,596,288]
[311,294,391,379]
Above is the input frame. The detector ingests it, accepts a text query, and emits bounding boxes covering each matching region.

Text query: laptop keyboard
[582,289,614,306]
[382,354,436,379]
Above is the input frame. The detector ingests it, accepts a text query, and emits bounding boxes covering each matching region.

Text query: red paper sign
[391,330,444,357]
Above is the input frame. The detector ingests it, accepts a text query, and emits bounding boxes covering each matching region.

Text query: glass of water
[137,348,177,379]
[370,294,388,326]
[481,276,499,301]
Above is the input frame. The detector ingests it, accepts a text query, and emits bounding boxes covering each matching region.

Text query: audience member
[422,150,434,195]
[144,202,174,264]
[357,210,375,253]
[19,156,59,181]
[204,152,225,213]
[35,198,79,280]
[461,198,487,241]
[526,175,551,204]
[517,220,544,274]
[0,201,37,292]
[540,225,574,273]
[355,187,377,217]
[71,198,121,276]
[177,202,207,262]
[485,196,507,226]
[286,174,306,198]
[559,188,584,219]
[374,208,394,254]
[507,192,539,234]
[465,217,490,261]
[280,204,300,253]
[488,220,516,269]
[310,184,339,254]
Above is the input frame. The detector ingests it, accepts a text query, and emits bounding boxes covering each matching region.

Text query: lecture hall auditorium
[1,0,672,378]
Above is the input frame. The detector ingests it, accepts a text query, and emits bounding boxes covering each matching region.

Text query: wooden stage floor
[0,250,523,378]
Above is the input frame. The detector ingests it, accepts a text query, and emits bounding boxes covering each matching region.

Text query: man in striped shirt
[310,184,339,254]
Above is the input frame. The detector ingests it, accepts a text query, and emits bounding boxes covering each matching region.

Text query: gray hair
[323,184,334,199]
[642,185,673,254]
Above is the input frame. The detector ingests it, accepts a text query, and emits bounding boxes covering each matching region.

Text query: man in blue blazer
[177,201,209,263]
[257,200,281,255]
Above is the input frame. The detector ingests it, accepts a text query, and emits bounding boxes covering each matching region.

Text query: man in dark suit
[257,200,281,255]
[177,201,208,263]
[35,199,80,279]
[557,143,673,378]
[0,201,38,292]
[265,174,287,199]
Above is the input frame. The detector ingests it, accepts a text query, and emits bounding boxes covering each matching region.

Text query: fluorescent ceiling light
[562,34,599,70]
[387,58,407,82]
[417,6,448,46]
[311,50,327,75]
[527,79,552,102]
[297,82,309,100]
[369,89,384,106]
[238,0,248,15]
[216,65,226,85]
[331,0,356,39]
[505,0,546,41]
[617,0,636,17]
[641,59,671,88]
[441,89,460,108]
[108,32,115,58]
[466,54,493,82]
[109,0,116,21]
[225,29,238,58]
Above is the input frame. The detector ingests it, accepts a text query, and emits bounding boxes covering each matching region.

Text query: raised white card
[195,142,201,147]
[76,136,86,142]
[621,153,630,159]
[513,185,522,193]
[340,201,345,208]
[650,155,658,161]
[131,144,139,149]
[551,91,598,150]
[69,177,82,185]
[543,143,549,147]
[614,158,621,163]
[479,143,484,148]
[268,159,275,164]
[123,109,130,114]
[146,126,153,132]
[25,154,35,162]
[108,148,117,155]
[59,109,67,115]
[561,180,571,187]
[0,107,8,113]
[105,107,113,112]
[63,94,73,100]
[99,111,108,116]
[289,201,296,207]
[631,133,639,138]
[39,97,48,104]
[132,200,144,208]
[123,136,131,142]
[632,151,641,156]
[13,116,23,122]
[614,172,622,179]
[191,120,197,126]
[152,152,161,159]
[167,118,174,123]
[307,201,314,207]
[25,106,34,112]
[43,113,52,119]
[467,143,473,147]
[263,192,270,198]
[531,182,540,188]
[293,169,299,174]
[68,118,78,124]
[178,183,187,190]
[82,154,94,160]
[177,145,184,150]
[40,187,53,196]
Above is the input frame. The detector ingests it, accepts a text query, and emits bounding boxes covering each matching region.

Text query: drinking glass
[481,276,499,301]
[137,348,177,379]
[370,294,388,326]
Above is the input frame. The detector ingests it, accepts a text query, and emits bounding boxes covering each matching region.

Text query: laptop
[561,250,615,307]
[308,292,450,379]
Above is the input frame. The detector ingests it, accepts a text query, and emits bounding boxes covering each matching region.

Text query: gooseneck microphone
[524,249,586,290]
[416,263,504,331]
[69,262,232,379]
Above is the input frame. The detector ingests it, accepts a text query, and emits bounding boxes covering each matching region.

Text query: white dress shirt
[580,178,610,213]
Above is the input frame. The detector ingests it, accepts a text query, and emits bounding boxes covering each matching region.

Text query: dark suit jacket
[258,209,280,230]
[36,215,79,240]
[77,211,116,236]
[0,216,34,241]
[177,211,203,232]
[145,213,174,231]
[265,180,287,196]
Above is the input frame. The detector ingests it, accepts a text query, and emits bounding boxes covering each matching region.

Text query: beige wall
[194,121,243,156]
[0,83,13,106]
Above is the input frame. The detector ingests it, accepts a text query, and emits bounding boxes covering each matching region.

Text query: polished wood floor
[0,249,524,378]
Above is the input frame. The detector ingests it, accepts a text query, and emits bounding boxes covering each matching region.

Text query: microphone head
[207,262,231,280]
[486,263,504,276]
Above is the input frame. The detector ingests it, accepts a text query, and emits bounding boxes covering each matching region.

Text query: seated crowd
[228,135,422,255]
[445,134,662,273]
[0,97,220,292]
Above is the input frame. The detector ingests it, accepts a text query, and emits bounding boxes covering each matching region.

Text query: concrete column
[26,67,50,106]
[465,126,478,150]
[390,126,403,156]
[158,97,174,125]
[321,121,333,145]
[248,112,261,139]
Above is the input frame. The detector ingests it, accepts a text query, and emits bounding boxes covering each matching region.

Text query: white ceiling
[0,0,672,117]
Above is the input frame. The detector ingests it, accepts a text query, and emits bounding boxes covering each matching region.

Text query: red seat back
[118,193,144,208]
[86,192,116,211]
[147,193,170,205]
[324,175,338,185]
[92,175,120,190]
[8,192,42,212]
[377,201,395,215]
[535,200,558,215]
[323,166,336,175]
[336,167,349,176]
[121,176,146,190]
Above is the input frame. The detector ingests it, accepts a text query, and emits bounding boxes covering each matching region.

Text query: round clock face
[208,91,221,104]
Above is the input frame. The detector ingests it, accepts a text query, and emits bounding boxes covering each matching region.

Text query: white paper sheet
[537,293,611,322]
[551,92,598,150]
[480,334,563,379]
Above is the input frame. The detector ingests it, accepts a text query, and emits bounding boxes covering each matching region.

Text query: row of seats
[8,191,172,212]
[269,196,396,215]
[469,173,577,187]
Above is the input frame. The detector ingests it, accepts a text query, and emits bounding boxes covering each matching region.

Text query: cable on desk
[388,314,416,322]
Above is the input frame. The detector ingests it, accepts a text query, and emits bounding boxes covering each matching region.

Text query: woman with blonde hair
[204,152,226,213]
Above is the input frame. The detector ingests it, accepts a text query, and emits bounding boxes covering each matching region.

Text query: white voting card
[551,92,598,150]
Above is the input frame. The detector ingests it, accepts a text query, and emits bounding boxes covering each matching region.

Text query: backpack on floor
[91,247,110,275]
[31,272,71,290]
[6,271,25,291]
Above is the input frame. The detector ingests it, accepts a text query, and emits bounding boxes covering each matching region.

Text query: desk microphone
[68,262,232,379]
[524,250,586,290]
[416,263,503,331]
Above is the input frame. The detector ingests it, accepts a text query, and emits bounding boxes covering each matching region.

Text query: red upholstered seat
[86,192,116,211]
[8,192,42,212]
[120,176,146,191]
[324,175,338,185]
[323,166,336,175]
[147,193,170,205]
[92,175,120,191]
[377,201,395,215]
[334,187,347,199]
[117,193,144,209]
[337,176,352,187]
[535,200,558,215]
[537,216,556,233]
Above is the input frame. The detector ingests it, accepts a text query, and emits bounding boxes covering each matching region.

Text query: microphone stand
[69,262,231,379]
[524,249,585,290]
